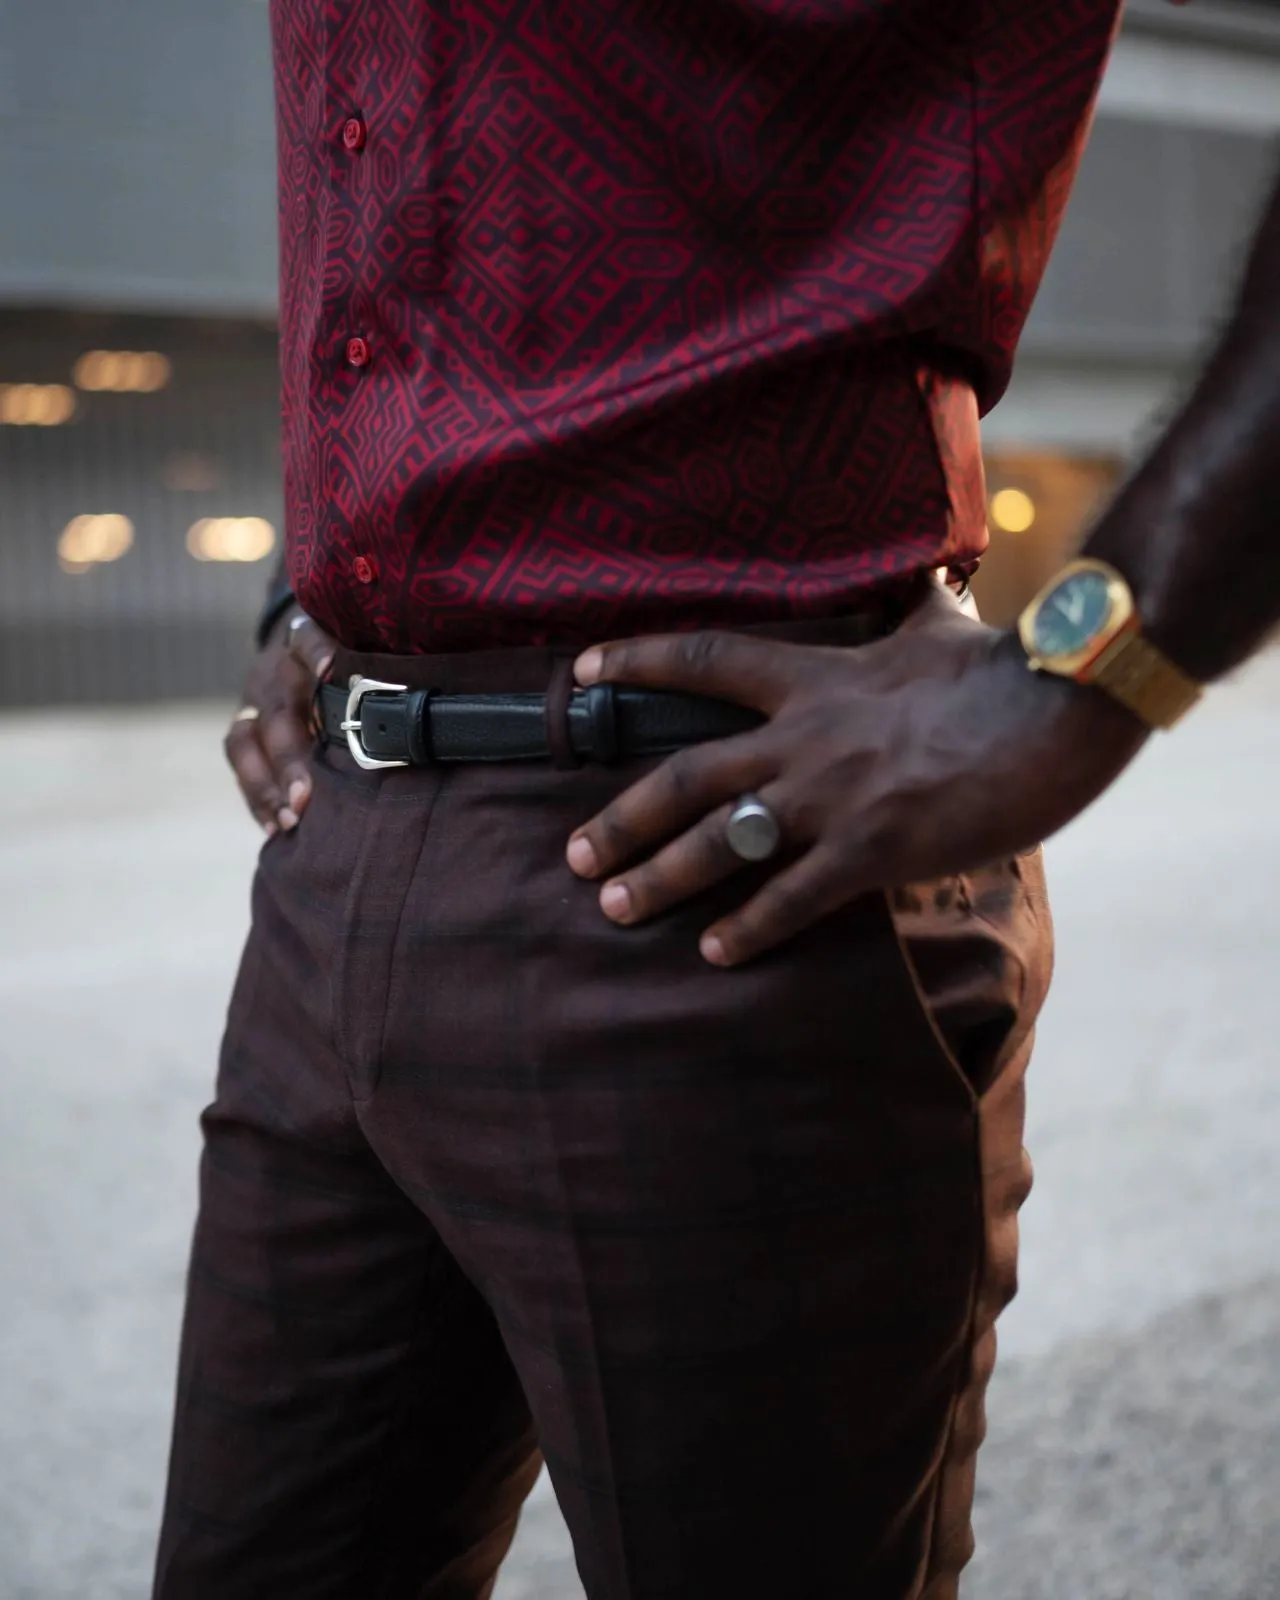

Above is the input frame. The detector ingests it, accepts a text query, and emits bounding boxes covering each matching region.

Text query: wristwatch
[1016,557,1203,730]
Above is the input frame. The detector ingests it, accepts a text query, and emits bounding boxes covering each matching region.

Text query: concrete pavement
[1,659,1278,1599]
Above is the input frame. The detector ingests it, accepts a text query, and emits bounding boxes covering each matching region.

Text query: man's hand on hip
[567,586,1146,967]
[224,609,337,835]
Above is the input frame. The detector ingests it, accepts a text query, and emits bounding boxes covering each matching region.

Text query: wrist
[971,629,1149,854]
[992,627,1151,749]
[255,586,298,650]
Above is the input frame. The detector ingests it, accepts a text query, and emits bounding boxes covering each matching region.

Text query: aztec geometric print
[271,0,1123,652]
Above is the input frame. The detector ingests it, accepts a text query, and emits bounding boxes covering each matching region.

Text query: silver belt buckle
[341,675,411,771]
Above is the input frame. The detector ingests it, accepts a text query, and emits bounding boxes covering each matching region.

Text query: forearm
[1084,165,1280,682]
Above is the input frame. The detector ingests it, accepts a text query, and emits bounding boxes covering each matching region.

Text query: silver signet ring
[725,794,782,863]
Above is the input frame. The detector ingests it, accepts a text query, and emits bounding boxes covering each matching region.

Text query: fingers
[286,610,338,680]
[574,631,811,715]
[270,612,335,824]
[566,732,780,880]
[227,610,333,833]
[592,800,748,926]
[224,718,286,836]
[227,696,317,833]
[259,699,318,828]
[699,842,856,968]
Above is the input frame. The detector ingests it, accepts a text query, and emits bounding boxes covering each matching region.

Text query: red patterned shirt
[272,0,1122,651]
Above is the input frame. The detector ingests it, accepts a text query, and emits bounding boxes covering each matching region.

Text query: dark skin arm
[566,165,1280,967]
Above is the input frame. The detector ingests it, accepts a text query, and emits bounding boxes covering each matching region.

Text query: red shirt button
[353,555,377,585]
[342,117,366,152]
[346,336,371,369]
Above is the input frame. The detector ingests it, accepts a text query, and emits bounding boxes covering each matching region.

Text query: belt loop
[545,650,581,771]
[585,684,619,764]
[405,688,433,765]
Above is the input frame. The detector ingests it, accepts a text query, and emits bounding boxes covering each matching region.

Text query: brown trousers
[154,626,1052,1600]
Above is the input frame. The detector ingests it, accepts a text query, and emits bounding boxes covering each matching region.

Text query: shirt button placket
[326,20,377,614]
[338,88,369,376]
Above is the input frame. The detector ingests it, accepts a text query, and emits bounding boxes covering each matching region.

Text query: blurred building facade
[981,0,1280,621]
[0,0,1277,704]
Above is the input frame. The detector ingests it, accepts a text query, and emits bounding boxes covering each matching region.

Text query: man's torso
[272,0,1122,651]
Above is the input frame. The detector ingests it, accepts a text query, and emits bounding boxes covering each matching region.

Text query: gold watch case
[1017,557,1138,682]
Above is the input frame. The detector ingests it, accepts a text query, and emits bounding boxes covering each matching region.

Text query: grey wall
[0,0,277,314]
[1,1,1275,346]
[1024,115,1278,363]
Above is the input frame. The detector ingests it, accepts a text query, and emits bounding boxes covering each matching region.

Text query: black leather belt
[319,677,764,769]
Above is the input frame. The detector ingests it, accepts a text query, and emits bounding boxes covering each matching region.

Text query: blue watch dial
[1031,569,1112,658]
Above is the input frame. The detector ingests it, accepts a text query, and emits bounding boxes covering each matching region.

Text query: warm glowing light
[0,383,77,426]
[73,350,172,393]
[990,487,1037,534]
[186,517,276,563]
[58,514,135,572]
